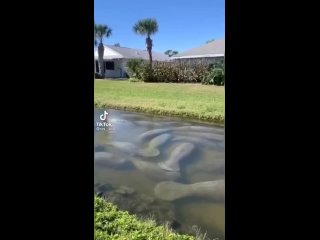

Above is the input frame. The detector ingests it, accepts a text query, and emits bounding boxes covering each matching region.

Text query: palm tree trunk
[146,36,153,65]
[98,43,105,78]
[147,48,152,65]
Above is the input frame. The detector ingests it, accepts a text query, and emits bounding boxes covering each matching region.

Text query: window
[104,61,115,70]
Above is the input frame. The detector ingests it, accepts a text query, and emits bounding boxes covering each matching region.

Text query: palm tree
[133,18,158,65]
[206,38,215,43]
[94,22,97,74]
[164,50,179,57]
[94,24,112,77]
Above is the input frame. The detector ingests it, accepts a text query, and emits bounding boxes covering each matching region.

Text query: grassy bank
[95,196,194,240]
[94,80,224,124]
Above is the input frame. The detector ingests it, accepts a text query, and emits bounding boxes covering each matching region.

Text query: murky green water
[94,109,225,239]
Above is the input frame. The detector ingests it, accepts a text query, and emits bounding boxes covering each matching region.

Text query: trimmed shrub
[189,63,209,82]
[138,62,210,83]
[139,63,156,82]
[152,62,176,82]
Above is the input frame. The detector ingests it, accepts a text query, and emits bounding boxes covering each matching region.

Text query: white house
[94,45,170,78]
[171,39,225,64]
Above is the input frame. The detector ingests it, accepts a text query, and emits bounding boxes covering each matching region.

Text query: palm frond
[133,18,158,36]
[94,24,112,43]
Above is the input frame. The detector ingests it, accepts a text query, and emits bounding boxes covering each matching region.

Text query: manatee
[138,128,172,142]
[94,144,106,152]
[110,141,160,158]
[130,159,181,181]
[158,143,195,172]
[193,158,225,174]
[174,131,224,142]
[94,152,128,167]
[154,180,225,202]
[172,125,224,134]
[94,151,113,160]
[172,136,224,150]
[148,133,172,149]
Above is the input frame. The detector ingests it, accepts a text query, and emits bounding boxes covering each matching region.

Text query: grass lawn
[94,79,224,124]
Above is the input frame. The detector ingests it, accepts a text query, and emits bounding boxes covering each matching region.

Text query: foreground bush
[95,72,104,79]
[202,67,224,86]
[95,196,194,240]
[127,59,144,79]
[139,63,156,82]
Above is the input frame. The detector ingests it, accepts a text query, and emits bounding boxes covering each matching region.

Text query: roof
[94,45,170,61]
[172,39,225,59]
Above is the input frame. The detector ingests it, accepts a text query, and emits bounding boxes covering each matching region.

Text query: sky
[94,0,224,53]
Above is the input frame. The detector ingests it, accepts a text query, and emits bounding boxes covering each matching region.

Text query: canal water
[94,109,225,239]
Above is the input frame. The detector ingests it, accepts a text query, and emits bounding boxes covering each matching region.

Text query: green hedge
[138,62,209,83]
[137,61,224,86]
[95,196,194,240]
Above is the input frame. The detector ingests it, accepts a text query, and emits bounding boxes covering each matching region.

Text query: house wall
[104,59,122,78]
[121,59,129,77]
[95,59,127,78]
[97,58,169,79]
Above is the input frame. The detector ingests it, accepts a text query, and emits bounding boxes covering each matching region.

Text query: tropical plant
[202,67,224,86]
[206,38,215,43]
[95,72,103,79]
[133,18,159,65]
[126,59,144,78]
[208,59,224,70]
[94,21,97,77]
[94,21,97,46]
[139,63,155,82]
[94,24,112,77]
[164,50,179,57]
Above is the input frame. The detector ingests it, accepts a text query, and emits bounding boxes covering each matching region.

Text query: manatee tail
[139,147,160,158]
[157,161,180,172]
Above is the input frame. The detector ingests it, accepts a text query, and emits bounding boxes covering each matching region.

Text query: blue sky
[94,0,224,53]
